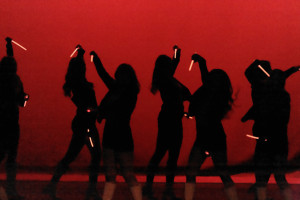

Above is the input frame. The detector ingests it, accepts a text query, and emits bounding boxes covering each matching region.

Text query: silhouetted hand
[291,66,300,72]
[5,37,12,43]
[76,44,85,57]
[173,45,181,60]
[192,54,206,65]
[90,51,101,65]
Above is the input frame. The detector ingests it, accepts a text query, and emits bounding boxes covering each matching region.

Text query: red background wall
[0,0,299,169]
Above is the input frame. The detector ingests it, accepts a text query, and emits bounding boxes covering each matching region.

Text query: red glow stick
[91,55,94,63]
[12,40,27,51]
[189,60,194,71]
[205,151,210,156]
[89,137,94,147]
[70,48,79,57]
[258,65,270,77]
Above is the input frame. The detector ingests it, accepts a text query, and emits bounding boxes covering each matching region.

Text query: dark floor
[2,181,299,200]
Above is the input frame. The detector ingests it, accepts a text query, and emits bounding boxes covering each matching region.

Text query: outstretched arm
[192,54,209,84]
[90,51,115,89]
[5,37,13,56]
[284,66,300,79]
[171,45,181,76]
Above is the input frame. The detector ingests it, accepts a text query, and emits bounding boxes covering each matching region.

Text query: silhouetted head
[63,57,87,97]
[207,69,233,117]
[245,59,272,86]
[151,55,173,94]
[0,56,17,74]
[115,64,140,93]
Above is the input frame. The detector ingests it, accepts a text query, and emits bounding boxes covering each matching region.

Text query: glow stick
[23,95,29,107]
[246,134,259,140]
[70,48,79,57]
[87,109,91,113]
[189,60,194,71]
[12,40,27,51]
[89,137,94,147]
[91,55,94,63]
[174,49,177,59]
[87,129,90,133]
[258,65,270,77]
[205,151,210,156]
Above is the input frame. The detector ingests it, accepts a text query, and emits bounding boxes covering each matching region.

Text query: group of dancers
[0,37,299,200]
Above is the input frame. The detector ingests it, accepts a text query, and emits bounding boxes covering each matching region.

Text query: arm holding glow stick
[90,51,115,89]
[171,45,181,76]
[5,37,13,57]
[283,66,300,79]
[192,54,209,84]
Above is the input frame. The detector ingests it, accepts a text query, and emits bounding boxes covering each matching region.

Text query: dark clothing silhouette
[0,38,28,199]
[91,52,142,200]
[186,56,234,187]
[93,58,137,152]
[243,60,299,192]
[45,48,101,200]
[145,51,190,199]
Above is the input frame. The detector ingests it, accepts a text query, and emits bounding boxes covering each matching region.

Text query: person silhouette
[43,45,101,200]
[185,54,239,200]
[90,51,142,200]
[242,60,300,200]
[143,46,191,200]
[0,37,28,200]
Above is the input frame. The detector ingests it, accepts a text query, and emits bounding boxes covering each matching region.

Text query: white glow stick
[91,55,94,63]
[174,49,177,59]
[89,137,94,147]
[189,60,194,71]
[23,95,29,107]
[246,134,259,140]
[70,48,79,57]
[87,129,90,133]
[258,65,270,77]
[12,40,27,51]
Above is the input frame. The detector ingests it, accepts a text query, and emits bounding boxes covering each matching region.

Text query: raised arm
[5,37,13,57]
[90,51,115,89]
[192,54,209,84]
[284,66,300,79]
[170,45,181,76]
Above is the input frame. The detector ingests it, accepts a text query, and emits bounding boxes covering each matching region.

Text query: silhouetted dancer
[143,46,191,200]
[185,54,239,200]
[90,51,142,200]
[0,37,29,200]
[242,60,299,200]
[43,45,101,200]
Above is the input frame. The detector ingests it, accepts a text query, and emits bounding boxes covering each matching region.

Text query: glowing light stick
[246,134,267,141]
[205,151,210,156]
[70,48,79,57]
[174,49,177,59]
[189,60,194,71]
[89,137,94,147]
[91,55,94,63]
[12,40,27,51]
[258,65,270,77]
[184,113,194,119]
[87,109,91,113]
[23,95,29,107]
[87,129,94,147]
[246,134,259,140]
